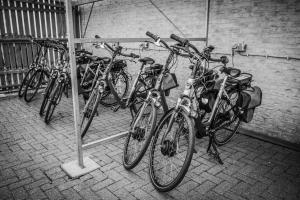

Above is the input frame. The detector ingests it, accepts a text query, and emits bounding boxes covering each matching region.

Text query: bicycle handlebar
[145,31,170,50]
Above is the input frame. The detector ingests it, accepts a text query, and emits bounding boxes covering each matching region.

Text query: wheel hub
[161,140,176,157]
[132,127,145,142]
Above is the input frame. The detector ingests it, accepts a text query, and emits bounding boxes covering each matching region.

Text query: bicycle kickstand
[207,136,224,165]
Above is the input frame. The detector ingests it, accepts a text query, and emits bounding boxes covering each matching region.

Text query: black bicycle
[44,48,70,124]
[20,39,50,102]
[80,40,139,138]
[148,34,260,192]
[122,32,180,170]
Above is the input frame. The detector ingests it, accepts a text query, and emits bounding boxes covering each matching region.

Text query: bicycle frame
[130,50,175,131]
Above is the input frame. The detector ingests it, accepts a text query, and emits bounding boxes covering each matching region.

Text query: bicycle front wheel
[24,69,44,102]
[80,88,101,138]
[213,91,240,146]
[123,101,157,169]
[18,67,35,97]
[44,81,64,124]
[39,76,56,116]
[149,109,195,192]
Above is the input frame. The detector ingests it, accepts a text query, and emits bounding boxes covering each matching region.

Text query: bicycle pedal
[193,148,197,154]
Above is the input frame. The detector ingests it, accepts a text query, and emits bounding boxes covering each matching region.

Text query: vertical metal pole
[205,0,210,46]
[65,0,84,168]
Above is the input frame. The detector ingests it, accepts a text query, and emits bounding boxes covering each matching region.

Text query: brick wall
[79,0,300,143]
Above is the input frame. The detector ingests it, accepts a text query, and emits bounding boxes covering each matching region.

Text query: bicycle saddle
[221,67,241,78]
[99,57,111,64]
[139,57,155,65]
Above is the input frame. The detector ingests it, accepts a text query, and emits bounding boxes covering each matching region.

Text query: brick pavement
[0,94,300,200]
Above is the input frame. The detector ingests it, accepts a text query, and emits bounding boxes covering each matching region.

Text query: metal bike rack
[61,0,210,178]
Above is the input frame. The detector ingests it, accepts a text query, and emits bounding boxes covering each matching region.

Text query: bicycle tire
[39,76,56,116]
[149,109,195,192]
[44,81,64,124]
[24,69,44,102]
[18,67,35,97]
[212,91,240,146]
[80,88,101,138]
[99,71,129,107]
[123,101,157,170]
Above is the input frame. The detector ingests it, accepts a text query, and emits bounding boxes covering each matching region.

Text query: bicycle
[44,48,70,124]
[122,32,180,170]
[80,40,139,138]
[23,39,67,102]
[39,46,76,116]
[19,38,50,100]
[148,34,256,192]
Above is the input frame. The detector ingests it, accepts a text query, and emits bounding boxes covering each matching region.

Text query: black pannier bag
[112,60,127,72]
[237,86,262,123]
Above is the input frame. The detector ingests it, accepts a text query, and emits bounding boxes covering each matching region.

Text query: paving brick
[8,177,34,190]
[57,179,81,191]
[78,188,100,200]
[177,180,198,193]
[213,181,235,195]
[114,188,137,200]
[107,178,131,192]
[132,189,156,200]
[11,187,28,200]
[96,188,119,200]
[45,188,64,200]
[0,177,18,187]
[28,187,47,200]
[91,178,114,191]
[192,181,216,195]
[61,188,82,200]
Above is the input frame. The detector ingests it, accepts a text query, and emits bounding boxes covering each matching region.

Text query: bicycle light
[154,98,161,108]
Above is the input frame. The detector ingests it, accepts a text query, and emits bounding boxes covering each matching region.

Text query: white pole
[65,0,84,168]
[205,0,210,46]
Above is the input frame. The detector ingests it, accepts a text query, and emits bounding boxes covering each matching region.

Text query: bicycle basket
[162,73,179,92]
[237,86,262,123]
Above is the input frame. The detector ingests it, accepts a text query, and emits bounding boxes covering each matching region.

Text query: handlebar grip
[209,57,222,62]
[130,53,140,58]
[146,31,159,41]
[170,34,187,45]
[210,56,229,64]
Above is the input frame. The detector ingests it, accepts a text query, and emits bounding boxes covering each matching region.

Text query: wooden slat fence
[0,0,66,93]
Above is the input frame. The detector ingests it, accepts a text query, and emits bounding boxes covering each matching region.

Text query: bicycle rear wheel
[149,109,195,192]
[80,87,101,138]
[123,101,157,169]
[44,81,64,124]
[39,76,56,115]
[99,71,128,107]
[24,68,44,102]
[213,91,240,146]
[18,66,35,97]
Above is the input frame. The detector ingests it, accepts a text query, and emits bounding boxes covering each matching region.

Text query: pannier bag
[237,86,262,123]
[112,60,127,72]
[162,73,179,96]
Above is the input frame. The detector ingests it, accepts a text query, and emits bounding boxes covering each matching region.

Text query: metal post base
[61,156,100,178]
